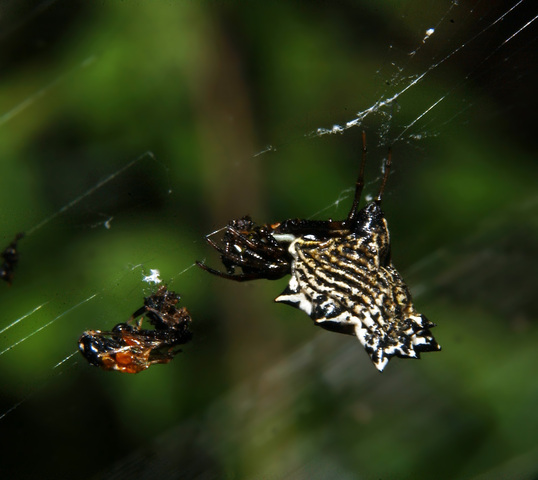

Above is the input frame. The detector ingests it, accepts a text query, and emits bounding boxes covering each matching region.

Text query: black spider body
[197,139,441,371]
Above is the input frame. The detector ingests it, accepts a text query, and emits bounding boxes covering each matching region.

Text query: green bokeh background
[0,1,536,479]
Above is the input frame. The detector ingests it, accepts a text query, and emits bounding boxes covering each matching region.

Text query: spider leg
[376,147,392,202]
[216,245,266,270]
[196,260,271,282]
[226,226,282,252]
[205,236,263,265]
[205,234,287,272]
[205,236,259,270]
[227,227,289,261]
[205,236,229,256]
[210,229,280,263]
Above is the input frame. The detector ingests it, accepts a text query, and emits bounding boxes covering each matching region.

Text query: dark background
[0,1,536,479]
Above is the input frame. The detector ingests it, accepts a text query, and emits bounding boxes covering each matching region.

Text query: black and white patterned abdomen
[275,234,441,371]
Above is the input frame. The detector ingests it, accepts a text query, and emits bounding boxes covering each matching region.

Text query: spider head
[197,216,293,281]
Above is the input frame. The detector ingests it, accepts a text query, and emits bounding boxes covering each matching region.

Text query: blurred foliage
[0,1,536,479]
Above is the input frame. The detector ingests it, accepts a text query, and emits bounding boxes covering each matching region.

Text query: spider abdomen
[275,230,440,371]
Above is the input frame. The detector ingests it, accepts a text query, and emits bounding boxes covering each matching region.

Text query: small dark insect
[78,286,192,373]
[0,233,24,285]
[197,133,440,371]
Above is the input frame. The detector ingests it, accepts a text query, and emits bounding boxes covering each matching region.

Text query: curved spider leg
[204,233,287,272]
[195,261,272,282]
[231,251,290,272]
[204,236,229,255]
[205,236,256,266]
[376,147,392,203]
[204,236,264,264]
[228,226,291,263]
[223,227,281,261]
[203,239,260,268]
[225,227,268,252]
[226,227,289,258]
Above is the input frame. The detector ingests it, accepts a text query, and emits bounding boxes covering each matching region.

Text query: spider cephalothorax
[198,216,291,281]
[78,286,192,374]
[197,134,440,371]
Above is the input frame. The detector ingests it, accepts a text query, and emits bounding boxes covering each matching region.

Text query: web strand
[0,302,48,336]
[0,294,97,357]
[0,55,96,127]
[313,0,529,139]
[25,151,155,236]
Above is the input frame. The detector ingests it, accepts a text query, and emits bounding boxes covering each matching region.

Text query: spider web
[0,1,536,479]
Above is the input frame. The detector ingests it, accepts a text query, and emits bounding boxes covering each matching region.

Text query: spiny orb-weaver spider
[197,133,441,371]
[78,286,192,374]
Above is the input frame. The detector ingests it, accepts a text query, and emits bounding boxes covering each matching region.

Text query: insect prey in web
[78,285,193,374]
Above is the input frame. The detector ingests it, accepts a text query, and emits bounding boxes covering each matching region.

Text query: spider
[197,133,441,371]
[78,286,193,373]
[0,233,24,285]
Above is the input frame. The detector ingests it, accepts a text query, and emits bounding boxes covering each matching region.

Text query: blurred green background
[0,1,536,479]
